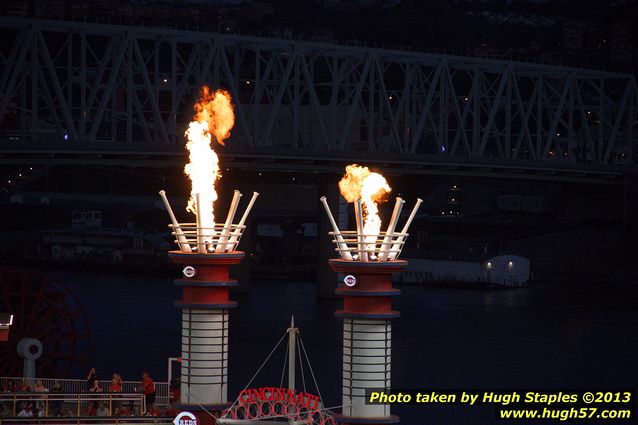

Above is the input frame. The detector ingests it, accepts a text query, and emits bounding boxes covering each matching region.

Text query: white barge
[398,253,531,287]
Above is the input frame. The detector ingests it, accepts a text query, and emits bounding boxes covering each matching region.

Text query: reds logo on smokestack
[344,275,357,287]
[173,411,197,425]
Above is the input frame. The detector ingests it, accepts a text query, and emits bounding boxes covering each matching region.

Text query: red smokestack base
[330,259,405,319]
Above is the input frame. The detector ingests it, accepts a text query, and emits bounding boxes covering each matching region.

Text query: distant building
[69,2,90,20]
[471,34,499,57]
[563,22,607,64]
[497,195,554,214]
[610,20,634,65]
[4,0,28,17]
[35,0,66,19]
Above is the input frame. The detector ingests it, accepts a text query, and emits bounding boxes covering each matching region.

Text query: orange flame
[184,86,235,240]
[193,86,235,145]
[338,164,391,240]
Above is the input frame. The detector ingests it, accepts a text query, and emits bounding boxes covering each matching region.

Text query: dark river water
[50,269,638,424]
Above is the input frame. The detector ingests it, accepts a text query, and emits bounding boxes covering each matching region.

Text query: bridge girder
[0,18,637,173]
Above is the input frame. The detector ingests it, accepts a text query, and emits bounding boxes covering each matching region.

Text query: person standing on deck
[110,373,123,415]
[110,373,122,393]
[140,372,156,414]
[33,380,48,417]
[50,381,63,417]
[86,368,98,392]
[89,379,103,393]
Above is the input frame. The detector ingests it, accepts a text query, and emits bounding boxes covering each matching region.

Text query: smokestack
[161,190,255,425]
[320,193,417,425]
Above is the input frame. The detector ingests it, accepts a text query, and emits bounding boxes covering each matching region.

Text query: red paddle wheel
[0,268,91,378]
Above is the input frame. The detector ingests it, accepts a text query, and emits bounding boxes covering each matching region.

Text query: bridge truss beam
[0,18,636,169]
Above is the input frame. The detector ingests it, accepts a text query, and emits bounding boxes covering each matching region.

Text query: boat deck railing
[0,392,149,418]
[0,378,169,408]
[0,416,172,425]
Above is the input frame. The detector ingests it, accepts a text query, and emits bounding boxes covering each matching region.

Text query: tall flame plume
[184,86,235,242]
[339,164,391,251]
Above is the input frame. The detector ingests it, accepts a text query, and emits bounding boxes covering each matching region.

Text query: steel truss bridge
[0,18,637,183]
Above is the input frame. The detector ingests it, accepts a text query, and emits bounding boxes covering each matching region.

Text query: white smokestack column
[330,260,404,424]
[342,319,392,418]
[181,309,229,404]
